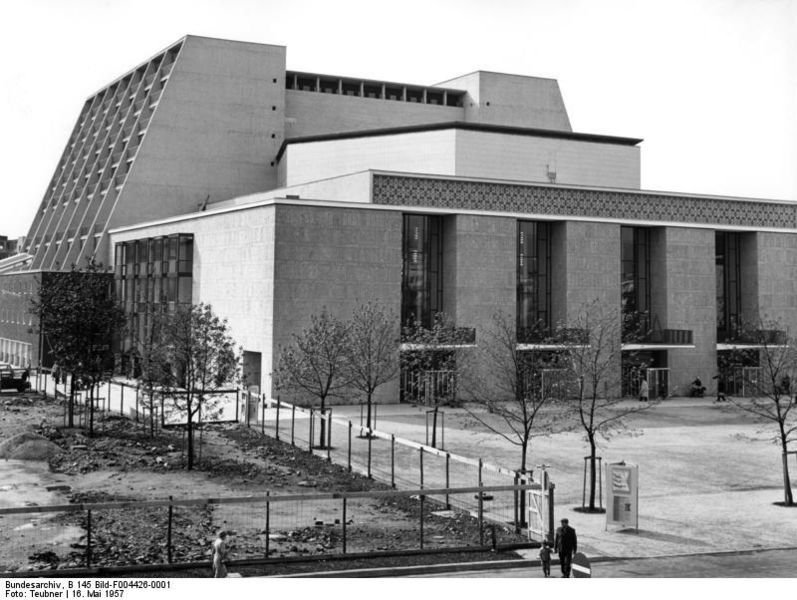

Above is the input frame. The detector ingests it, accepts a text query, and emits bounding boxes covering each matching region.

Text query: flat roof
[276,121,643,162]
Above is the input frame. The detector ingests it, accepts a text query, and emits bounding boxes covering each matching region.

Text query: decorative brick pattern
[373,175,796,229]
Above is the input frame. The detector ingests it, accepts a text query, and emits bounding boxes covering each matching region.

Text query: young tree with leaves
[31,260,124,435]
[274,309,349,448]
[560,300,655,512]
[726,319,796,506]
[344,301,400,434]
[132,308,170,437]
[161,303,239,470]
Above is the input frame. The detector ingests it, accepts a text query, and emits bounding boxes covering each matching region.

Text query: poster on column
[605,461,638,529]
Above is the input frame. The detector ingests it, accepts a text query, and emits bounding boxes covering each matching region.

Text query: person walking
[211,530,230,578]
[713,374,727,402]
[538,540,552,577]
[638,377,649,402]
[554,518,577,577]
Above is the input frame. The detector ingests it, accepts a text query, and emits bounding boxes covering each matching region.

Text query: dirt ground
[0,392,524,574]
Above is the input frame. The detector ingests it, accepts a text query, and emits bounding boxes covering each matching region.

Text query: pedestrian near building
[638,377,649,402]
[713,374,727,402]
[554,518,577,577]
[211,530,230,578]
[539,541,552,577]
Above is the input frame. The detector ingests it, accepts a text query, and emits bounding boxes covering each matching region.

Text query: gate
[400,369,457,405]
[527,470,554,543]
[647,368,669,399]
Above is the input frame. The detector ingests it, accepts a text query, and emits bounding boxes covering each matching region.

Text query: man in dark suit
[554,518,577,577]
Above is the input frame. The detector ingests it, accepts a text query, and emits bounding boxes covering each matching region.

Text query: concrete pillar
[756,232,797,330]
[663,227,717,395]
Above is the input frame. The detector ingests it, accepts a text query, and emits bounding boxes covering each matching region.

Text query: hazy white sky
[1,0,795,238]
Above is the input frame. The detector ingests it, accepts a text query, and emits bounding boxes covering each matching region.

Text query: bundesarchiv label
[5,580,171,598]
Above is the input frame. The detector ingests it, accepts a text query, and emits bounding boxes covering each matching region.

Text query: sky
[1,0,795,239]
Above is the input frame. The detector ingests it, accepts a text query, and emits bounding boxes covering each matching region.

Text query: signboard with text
[605,461,639,530]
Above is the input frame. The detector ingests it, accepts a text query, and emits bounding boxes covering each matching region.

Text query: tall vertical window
[401,214,442,328]
[716,231,741,340]
[517,221,551,339]
[621,226,651,335]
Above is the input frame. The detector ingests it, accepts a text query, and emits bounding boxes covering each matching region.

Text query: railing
[517,327,588,345]
[622,312,693,345]
[400,369,457,405]
[400,326,476,346]
[0,485,535,573]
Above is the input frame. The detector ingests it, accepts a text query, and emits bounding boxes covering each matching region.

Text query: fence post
[135,387,139,422]
[478,458,483,486]
[419,494,425,550]
[265,491,270,558]
[367,429,372,478]
[391,435,396,488]
[235,389,240,423]
[86,509,92,568]
[342,497,347,554]
[120,383,124,417]
[327,410,332,462]
[445,453,451,509]
[275,396,280,441]
[547,483,556,545]
[347,421,352,472]
[291,405,296,446]
[167,496,173,564]
[514,472,520,532]
[309,408,314,451]
[478,490,484,546]
[261,395,265,436]
[419,447,424,489]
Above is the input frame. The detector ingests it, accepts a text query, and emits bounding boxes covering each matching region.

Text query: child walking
[539,541,552,577]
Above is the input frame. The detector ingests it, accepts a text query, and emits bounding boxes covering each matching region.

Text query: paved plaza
[327,397,797,561]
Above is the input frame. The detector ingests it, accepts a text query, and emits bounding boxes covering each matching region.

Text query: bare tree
[726,319,796,506]
[161,303,239,470]
[344,301,399,434]
[560,300,655,512]
[461,311,565,479]
[274,309,349,447]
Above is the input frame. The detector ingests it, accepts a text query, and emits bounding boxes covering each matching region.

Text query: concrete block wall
[756,232,797,331]
[562,221,622,393]
[454,130,641,189]
[272,204,402,403]
[447,215,516,335]
[663,227,717,394]
[285,91,462,138]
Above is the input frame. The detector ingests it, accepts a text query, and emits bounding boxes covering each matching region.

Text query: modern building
[1,35,795,401]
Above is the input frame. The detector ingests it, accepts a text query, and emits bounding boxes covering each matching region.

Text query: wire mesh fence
[241,392,550,540]
[0,485,535,573]
[26,368,240,433]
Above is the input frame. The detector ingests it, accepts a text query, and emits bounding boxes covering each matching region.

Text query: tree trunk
[366,392,373,433]
[186,399,194,470]
[588,437,598,510]
[88,381,95,437]
[319,396,327,448]
[431,404,439,448]
[68,375,74,428]
[519,441,528,528]
[780,431,794,506]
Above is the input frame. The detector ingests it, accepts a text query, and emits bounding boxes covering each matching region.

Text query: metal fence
[238,392,553,539]
[0,485,535,573]
[27,368,240,432]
